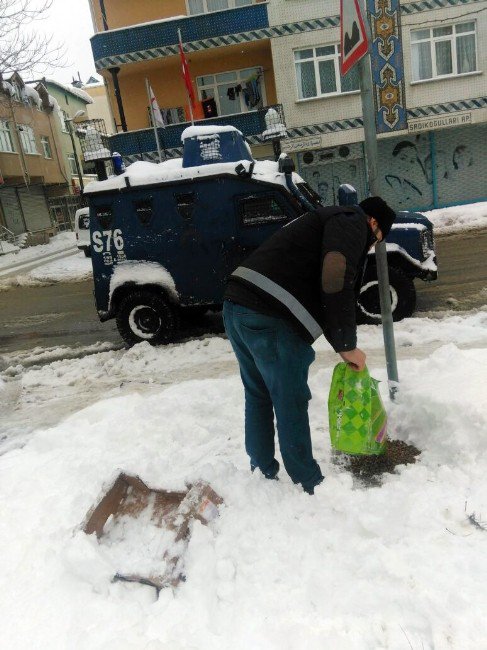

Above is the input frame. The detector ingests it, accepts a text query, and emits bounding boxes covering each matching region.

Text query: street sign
[340,0,369,76]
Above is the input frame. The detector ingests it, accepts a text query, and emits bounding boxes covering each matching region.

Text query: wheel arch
[367,250,419,278]
[109,282,179,318]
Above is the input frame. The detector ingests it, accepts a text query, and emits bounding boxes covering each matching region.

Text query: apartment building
[269,0,487,210]
[0,73,68,236]
[32,79,96,193]
[83,81,115,134]
[88,0,278,160]
[88,0,487,210]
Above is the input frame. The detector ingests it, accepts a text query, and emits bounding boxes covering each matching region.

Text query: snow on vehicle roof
[181,125,243,141]
[84,157,304,194]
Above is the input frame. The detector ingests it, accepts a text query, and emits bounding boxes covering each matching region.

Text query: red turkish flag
[178,38,196,108]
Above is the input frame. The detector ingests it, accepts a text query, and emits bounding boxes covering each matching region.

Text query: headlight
[420,229,434,258]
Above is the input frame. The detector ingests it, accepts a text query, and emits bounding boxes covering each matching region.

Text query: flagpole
[145,77,163,163]
[178,28,194,125]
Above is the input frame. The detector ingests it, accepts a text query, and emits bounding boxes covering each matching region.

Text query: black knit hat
[359,196,396,238]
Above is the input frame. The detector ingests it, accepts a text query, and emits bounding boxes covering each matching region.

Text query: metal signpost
[340,0,399,399]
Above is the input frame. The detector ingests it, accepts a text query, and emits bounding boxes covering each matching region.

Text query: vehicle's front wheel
[116,289,179,346]
[357,266,416,324]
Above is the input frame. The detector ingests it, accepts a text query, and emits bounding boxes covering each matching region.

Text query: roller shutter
[0,187,25,235]
[17,185,52,232]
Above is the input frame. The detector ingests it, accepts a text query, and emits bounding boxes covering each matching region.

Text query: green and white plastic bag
[328,362,388,455]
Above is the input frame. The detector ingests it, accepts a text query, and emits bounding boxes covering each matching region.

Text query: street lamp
[65,109,85,193]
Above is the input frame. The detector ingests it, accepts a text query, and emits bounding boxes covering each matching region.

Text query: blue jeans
[223,300,323,492]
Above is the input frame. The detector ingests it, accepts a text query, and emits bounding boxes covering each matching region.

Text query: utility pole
[66,112,85,193]
[357,1,399,399]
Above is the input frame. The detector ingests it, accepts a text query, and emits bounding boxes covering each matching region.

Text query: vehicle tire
[116,289,179,346]
[83,247,91,258]
[356,266,416,324]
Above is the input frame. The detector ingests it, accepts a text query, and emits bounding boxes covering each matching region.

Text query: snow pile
[424,201,487,234]
[1,311,487,647]
[21,85,42,109]
[109,261,177,303]
[0,232,76,271]
[0,253,92,290]
[84,158,303,194]
[0,241,19,256]
[181,125,242,141]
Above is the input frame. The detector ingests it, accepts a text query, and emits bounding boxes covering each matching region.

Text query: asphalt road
[1,228,486,356]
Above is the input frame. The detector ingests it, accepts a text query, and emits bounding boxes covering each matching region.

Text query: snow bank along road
[0,309,487,649]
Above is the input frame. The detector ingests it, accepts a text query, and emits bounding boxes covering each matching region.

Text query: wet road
[1,228,486,356]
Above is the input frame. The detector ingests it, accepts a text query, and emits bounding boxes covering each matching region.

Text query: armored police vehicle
[84,125,437,346]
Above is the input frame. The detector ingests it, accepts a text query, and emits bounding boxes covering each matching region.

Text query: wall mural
[367,0,408,133]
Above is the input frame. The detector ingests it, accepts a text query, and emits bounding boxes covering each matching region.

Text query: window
[18,125,38,154]
[41,136,52,159]
[239,195,289,226]
[411,22,477,81]
[294,45,359,100]
[67,153,78,175]
[188,0,251,15]
[58,110,68,133]
[197,67,263,117]
[0,120,15,153]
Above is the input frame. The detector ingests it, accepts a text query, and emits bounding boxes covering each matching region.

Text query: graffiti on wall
[379,125,487,210]
[367,0,408,132]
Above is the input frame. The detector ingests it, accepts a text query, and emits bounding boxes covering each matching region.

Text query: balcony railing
[91,3,269,70]
[108,104,285,161]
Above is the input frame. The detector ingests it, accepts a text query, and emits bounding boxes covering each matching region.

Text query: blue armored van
[84,126,437,346]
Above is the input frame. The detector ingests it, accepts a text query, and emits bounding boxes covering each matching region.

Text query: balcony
[91,3,270,71]
[108,105,285,162]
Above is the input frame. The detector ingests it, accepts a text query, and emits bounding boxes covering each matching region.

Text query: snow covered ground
[0,251,92,289]
[1,308,487,649]
[0,231,76,270]
[424,200,487,235]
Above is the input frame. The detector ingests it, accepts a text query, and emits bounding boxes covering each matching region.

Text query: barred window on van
[239,195,288,226]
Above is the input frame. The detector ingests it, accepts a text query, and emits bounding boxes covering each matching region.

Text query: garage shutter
[0,187,25,235]
[17,185,52,232]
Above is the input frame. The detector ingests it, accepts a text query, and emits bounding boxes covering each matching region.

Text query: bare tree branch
[0,0,65,76]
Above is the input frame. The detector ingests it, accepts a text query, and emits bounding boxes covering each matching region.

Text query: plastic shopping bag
[328,363,387,455]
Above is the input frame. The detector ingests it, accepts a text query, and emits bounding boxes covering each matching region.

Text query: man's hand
[339,348,366,372]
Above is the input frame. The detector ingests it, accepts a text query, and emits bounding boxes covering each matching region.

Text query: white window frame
[41,136,52,159]
[294,44,360,100]
[67,153,78,175]
[196,66,265,117]
[410,21,478,82]
[187,0,251,16]
[0,120,15,153]
[18,124,38,155]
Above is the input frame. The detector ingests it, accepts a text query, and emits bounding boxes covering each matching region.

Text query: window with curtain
[294,44,359,100]
[188,0,251,15]
[18,125,37,154]
[411,22,477,81]
[0,120,15,153]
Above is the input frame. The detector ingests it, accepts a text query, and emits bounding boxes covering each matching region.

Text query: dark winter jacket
[224,206,373,352]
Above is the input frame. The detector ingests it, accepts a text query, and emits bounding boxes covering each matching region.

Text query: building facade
[0,73,69,236]
[88,0,278,160]
[33,79,96,194]
[88,0,487,210]
[84,81,115,134]
[269,0,487,210]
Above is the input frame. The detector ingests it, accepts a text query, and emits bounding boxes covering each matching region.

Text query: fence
[48,195,86,232]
